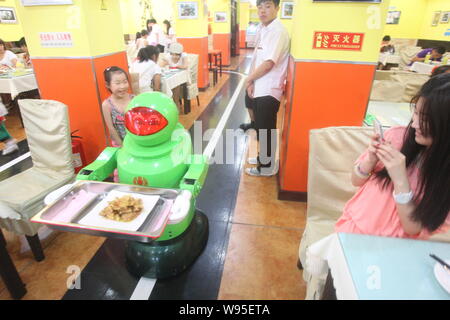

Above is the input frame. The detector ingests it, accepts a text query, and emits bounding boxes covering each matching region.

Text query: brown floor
[0,51,307,300]
[218,108,307,300]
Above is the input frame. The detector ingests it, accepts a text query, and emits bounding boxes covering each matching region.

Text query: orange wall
[239,30,246,49]
[177,37,209,89]
[32,52,129,162]
[279,61,376,193]
[212,33,231,66]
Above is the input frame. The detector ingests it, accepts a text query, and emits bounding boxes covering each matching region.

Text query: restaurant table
[161,69,191,114]
[0,229,27,299]
[378,53,401,66]
[0,70,38,99]
[409,61,442,75]
[364,101,412,128]
[307,233,450,300]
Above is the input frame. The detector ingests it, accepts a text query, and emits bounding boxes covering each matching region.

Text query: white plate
[434,259,450,295]
[78,190,160,232]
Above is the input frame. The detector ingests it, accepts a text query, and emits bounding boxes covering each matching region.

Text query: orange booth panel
[32,51,128,163]
[212,33,231,66]
[177,37,209,89]
[279,60,376,194]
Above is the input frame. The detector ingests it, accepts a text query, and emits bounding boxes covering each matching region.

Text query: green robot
[77,92,209,279]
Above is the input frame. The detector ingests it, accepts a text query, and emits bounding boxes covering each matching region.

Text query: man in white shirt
[242,0,290,177]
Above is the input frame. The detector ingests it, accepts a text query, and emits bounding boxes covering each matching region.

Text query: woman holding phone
[335,73,450,239]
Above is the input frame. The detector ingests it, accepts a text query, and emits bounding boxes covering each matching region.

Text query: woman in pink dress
[336,73,450,240]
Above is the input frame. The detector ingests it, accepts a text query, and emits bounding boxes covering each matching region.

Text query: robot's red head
[125,107,168,136]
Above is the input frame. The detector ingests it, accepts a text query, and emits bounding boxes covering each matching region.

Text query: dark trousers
[245,92,280,169]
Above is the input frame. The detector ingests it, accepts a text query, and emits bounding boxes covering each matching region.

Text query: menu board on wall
[21,0,73,6]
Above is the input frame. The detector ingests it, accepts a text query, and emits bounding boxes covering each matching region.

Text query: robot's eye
[125,107,168,136]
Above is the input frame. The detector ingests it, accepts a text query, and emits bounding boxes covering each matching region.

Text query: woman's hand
[376,142,410,192]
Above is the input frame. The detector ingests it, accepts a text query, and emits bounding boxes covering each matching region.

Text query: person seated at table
[431,65,450,77]
[159,43,188,114]
[0,38,17,70]
[159,42,188,70]
[18,37,32,68]
[335,73,450,240]
[136,30,149,51]
[130,45,162,94]
[380,35,395,54]
[135,31,142,44]
[410,46,446,65]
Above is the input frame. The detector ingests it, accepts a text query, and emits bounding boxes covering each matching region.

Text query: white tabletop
[0,71,38,99]
[410,61,441,75]
[365,100,412,127]
[161,69,190,98]
[378,53,401,66]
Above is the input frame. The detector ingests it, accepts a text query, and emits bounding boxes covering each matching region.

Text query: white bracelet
[392,190,414,204]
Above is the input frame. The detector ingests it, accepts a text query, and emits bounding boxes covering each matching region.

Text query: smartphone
[373,118,384,142]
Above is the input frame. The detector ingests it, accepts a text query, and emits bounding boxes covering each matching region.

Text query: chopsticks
[430,253,450,272]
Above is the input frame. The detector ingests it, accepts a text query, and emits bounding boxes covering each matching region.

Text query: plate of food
[78,190,160,232]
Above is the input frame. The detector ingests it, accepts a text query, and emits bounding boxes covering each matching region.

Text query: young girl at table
[130,45,162,94]
[102,66,134,148]
[335,73,450,240]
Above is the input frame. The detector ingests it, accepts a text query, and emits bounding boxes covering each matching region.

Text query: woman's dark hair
[375,73,450,232]
[382,35,391,42]
[0,39,5,49]
[146,19,157,32]
[18,37,27,47]
[137,45,160,63]
[163,20,171,35]
[140,29,149,37]
[135,32,142,40]
[104,66,128,92]
[431,65,450,77]
[433,46,446,55]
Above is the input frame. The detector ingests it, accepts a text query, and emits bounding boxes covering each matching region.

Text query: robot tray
[31,181,185,243]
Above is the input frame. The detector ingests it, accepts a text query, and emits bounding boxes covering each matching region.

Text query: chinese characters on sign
[313,32,365,51]
[40,32,73,48]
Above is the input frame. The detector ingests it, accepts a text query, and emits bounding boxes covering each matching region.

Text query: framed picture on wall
[281,2,294,19]
[440,11,450,24]
[214,12,227,23]
[386,11,401,25]
[431,11,441,26]
[178,2,198,20]
[0,7,18,24]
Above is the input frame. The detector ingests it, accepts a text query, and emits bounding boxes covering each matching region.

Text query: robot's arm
[76,147,119,182]
[179,154,209,198]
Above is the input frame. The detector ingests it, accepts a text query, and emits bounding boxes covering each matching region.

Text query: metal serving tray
[31,181,181,243]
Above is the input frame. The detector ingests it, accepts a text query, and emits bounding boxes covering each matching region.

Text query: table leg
[321,269,337,300]
[0,229,27,299]
[182,82,191,114]
[218,53,222,77]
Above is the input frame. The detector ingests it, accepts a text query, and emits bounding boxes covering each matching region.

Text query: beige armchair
[298,126,450,300]
[0,100,75,261]
[186,53,200,107]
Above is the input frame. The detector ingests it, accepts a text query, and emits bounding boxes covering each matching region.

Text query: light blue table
[338,233,450,300]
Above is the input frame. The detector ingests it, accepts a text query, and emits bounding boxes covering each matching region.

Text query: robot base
[125,210,209,279]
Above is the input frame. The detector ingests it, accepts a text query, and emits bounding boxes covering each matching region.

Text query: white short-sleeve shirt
[251,19,290,101]
[149,24,164,46]
[0,50,18,67]
[163,52,187,68]
[130,59,162,93]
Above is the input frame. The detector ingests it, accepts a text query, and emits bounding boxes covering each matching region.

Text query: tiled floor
[0,51,307,300]
[218,127,307,300]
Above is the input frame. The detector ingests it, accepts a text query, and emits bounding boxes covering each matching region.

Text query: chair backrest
[370,80,406,102]
[390,72,429,102]
[306,127,373,223]
[129,72,140,95]
[18,99,74,176]
[187,53,199,85]
[398,46,422,69]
